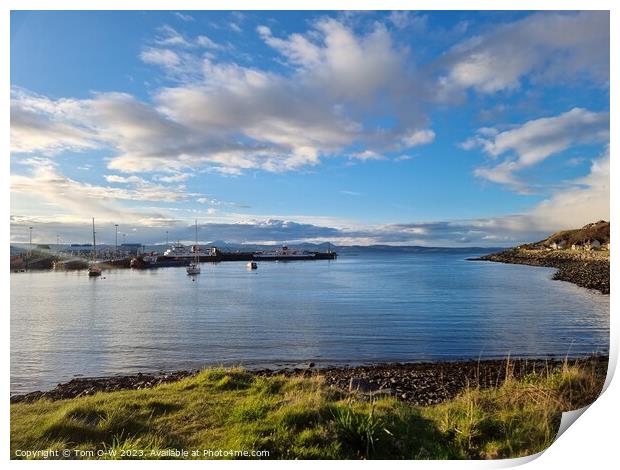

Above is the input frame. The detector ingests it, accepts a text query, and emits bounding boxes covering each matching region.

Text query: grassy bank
[11,361,605,460]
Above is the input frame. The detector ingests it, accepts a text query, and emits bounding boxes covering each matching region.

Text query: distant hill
[531,221,610,249]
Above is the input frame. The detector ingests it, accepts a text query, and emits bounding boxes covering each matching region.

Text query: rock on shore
[473,248,609,294]
[11,356,608,406]
[10,371,198,404]
[256,357,607,405]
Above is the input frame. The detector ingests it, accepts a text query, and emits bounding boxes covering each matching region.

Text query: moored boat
[88,218,102,277]
[164,243,217,260]
[130,255,188,269]
[253,245,316,261]
[88,264,102,277]
[186,220,201,275]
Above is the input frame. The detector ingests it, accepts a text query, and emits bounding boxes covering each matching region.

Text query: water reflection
[10,252,609,393]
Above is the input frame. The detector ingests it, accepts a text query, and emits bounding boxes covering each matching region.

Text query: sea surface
[10,250,609,394]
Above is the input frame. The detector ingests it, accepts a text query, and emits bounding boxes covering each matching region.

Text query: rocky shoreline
[11,356,608,406]
[471,248,609,294]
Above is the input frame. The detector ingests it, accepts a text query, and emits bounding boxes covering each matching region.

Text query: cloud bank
[10,11,610,246]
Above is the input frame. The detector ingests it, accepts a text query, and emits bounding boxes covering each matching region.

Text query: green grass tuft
[11,362,605,460]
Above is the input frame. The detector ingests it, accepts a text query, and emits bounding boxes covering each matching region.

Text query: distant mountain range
[10,241,502,255]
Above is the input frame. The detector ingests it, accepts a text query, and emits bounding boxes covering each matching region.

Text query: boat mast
[195,219,198,263]
[92,218,96,261]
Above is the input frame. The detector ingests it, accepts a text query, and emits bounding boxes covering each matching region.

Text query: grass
[11,361,605,460]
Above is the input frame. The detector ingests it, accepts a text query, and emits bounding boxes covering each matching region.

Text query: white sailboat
[88,218,102,277]
[186,219,201,275]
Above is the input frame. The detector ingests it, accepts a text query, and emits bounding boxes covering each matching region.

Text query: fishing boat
[88,218,102,277]
[186,220,201,275]
[247,261,258,270]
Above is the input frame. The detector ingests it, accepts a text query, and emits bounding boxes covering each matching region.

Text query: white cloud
[229,22,242,33]
[12,12,610,178]
[174,12,194,22]
[155,25,192,47]
[14,17,434,174]
[156,173,191,183]
[9,13,610,245]
[402,129,435,147]
[260,18,408,104]
[465,108,609,191]
[439,11,609,95]
[10,90,98,154]
[104,175,145,184]
[13,164,196,205]
[10,149,610,246]
[196,35,222,49]
[257,24,322,67]
[140,48,180,67]
[348,150,383,161]
[526,149,609,231]
[388,11,428,31]
[145,24,226,55]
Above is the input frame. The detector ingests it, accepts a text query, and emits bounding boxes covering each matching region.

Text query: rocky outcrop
[475,248,609,294]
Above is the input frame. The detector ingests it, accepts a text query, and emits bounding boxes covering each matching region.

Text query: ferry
[253,245,316,261]
[163,243,218,260]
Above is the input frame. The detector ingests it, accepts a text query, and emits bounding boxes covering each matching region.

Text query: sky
[9,10,610,246]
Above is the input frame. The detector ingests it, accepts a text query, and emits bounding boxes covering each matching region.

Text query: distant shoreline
[11,355,608,405]
[469,248,610,294]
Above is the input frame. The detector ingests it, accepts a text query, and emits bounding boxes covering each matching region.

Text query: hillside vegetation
[530,220,609,249]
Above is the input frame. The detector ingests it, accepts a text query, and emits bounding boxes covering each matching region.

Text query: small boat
[247,261,258,270]
[88,218,102,277]
[88,264,102,277]
[186,219,201,275]
[186,263,200,275]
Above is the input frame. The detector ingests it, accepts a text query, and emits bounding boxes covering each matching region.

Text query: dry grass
[11,360,606,460]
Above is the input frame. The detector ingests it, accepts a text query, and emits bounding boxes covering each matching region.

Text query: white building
[550,239,567,250]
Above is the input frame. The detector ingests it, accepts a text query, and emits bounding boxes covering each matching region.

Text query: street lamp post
[115,224,119,259]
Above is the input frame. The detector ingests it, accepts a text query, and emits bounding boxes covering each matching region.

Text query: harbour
[10,242,338,272]
[10,250,609,395]
[8,8,612,460]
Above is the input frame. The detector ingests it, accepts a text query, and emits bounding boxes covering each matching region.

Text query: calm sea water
[10,251,609,394]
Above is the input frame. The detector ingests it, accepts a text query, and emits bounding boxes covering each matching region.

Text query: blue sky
[10,10,610,246]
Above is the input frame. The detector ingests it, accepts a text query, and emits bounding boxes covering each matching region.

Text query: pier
[130,248,337,269]
[11,246,337,272]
